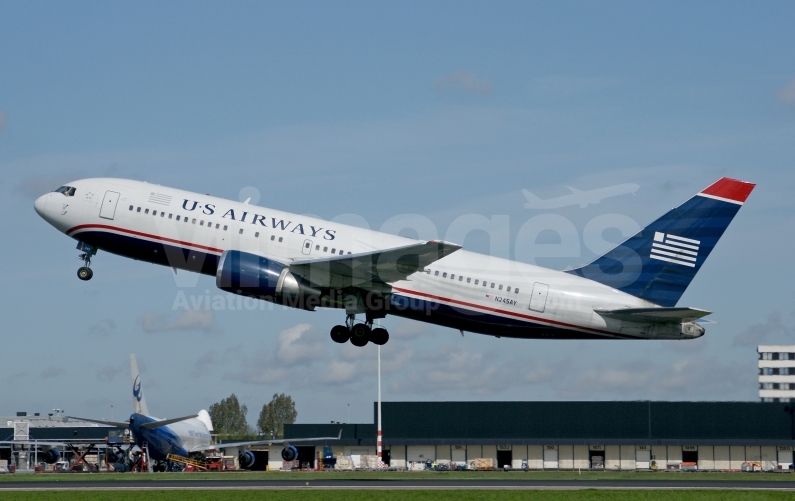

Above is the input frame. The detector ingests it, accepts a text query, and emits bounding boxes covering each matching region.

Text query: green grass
[1,469,794,482]
[2,491,795,501]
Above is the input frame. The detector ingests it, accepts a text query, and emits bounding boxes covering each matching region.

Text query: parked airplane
[34,177,754,344]
[69,355,338,471]
[522,183,639,209]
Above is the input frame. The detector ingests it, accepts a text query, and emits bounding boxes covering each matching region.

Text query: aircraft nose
[34,194,48,216]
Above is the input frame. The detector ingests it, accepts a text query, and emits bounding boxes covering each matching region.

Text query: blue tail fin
[567,178,755,306]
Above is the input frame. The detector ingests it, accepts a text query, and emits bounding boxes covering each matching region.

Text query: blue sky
[1,1,794,425]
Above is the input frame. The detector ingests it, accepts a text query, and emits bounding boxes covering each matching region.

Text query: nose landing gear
[76,242,96,281]
[329,314,390,346]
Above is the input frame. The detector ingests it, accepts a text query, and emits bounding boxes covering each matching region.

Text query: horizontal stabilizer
[140,414,199,429]
[290,240,461,289]
[67,416,130,429]
[594,307,711,323]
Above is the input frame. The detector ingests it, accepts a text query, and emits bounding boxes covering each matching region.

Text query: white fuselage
[34,178,694,340]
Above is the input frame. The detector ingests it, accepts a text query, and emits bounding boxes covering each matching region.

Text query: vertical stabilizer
[567,177,755,306]
[130,354,149,416]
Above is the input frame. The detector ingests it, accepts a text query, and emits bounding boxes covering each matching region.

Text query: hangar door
[635,448,651,469]
[778,449,793,469]
[543,446,558,469]
[407,445,435,462]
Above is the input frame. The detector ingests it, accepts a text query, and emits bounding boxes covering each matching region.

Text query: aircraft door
[99,191,120,220]
[529,282,549,312]
[302,239,313,255]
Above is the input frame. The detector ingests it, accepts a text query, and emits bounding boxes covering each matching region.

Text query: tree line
[208,392,297,439]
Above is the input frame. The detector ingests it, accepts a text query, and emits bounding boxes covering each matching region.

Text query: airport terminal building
[285,401,795,471]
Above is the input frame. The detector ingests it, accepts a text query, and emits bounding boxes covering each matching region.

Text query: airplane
[69,355,339,471]
[33,176,754,344]
[522,183,639,209]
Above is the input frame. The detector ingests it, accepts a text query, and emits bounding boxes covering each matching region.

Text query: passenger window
[153,211,157,216]
[176,215,180,221]
[271,235,275,241]
[443,273,447,278]
[315,245,320,250]
[490,283,495,288]
[426,269,431,274]
[200,220,204,226]
[305,242,310,248]
[239,229,243,234]
[499,285,503,290]
[215,223,219,229]
[515,288,519,294]
[169,214,173,219]
[137,207,141,212]
[331,248,336,253]
[435,271,439,276]
[255,232,260,238]
[467,278,471,283]
[224,225,228,231]
[145,209,149,214]
[507,286,511,292]
[192,219,197,224]
[451,274,455,279]
[339,250,343,255]
[129,205,133,211]
[474,279,478,284]
[459,276,463,281]
[278,237,283,242]
[160,212,164,217]
[324,247,328,252]
[483,281,487,287]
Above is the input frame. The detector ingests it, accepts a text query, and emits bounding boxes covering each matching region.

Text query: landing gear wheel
[370,327,389,345]
[330,325,350,344]
[77,267,93,281]
[350,323,371,347]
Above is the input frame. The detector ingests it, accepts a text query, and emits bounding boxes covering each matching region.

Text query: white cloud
[323,360,358,384]
[138,310,219,334]
[96,365,122,382]
[40,367,66,379]
[776,78,795,107]
[733,311,792,346]
[435,70,493,96]
[277,324,325,365]
[89,318,116,337]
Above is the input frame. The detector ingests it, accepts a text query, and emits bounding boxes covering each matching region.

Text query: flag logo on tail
[650,232,699,268]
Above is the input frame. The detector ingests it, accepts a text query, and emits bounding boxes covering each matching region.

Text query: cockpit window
[54,186,76,196]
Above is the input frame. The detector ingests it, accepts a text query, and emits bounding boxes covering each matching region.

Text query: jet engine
[238,450,256,469]
[281,446,299,462]
[42,448,61,464]
[216,250,321,310]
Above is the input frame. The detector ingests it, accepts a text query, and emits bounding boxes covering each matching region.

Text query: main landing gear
[330,314,389,347]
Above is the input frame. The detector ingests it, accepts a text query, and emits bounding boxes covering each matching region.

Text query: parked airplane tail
[567,177,755,307]
[131,354,149,416]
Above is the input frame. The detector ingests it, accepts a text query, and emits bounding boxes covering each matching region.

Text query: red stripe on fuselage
[66,224,224,254]
[391,286,618,338]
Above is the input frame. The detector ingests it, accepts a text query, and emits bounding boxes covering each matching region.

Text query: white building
[758,345,795,402]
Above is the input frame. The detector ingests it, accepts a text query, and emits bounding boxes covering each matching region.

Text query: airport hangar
[280,401,795,471]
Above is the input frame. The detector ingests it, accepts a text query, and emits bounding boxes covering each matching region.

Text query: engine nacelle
[281,446,298,462]
[238,450,256,469]
[216,250,321,310]
[42,448,61,464]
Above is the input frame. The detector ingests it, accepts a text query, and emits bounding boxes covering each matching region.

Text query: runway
[1,478,795,490]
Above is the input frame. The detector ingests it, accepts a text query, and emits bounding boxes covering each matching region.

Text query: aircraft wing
[140,414,198,429]
[594,307,711,323]
[0,439,114,447]
[67,416,130,429]
[189,430,343,453]
[289,240,461,290]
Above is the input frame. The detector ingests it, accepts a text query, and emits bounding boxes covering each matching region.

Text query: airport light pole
[377,342,382,465]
